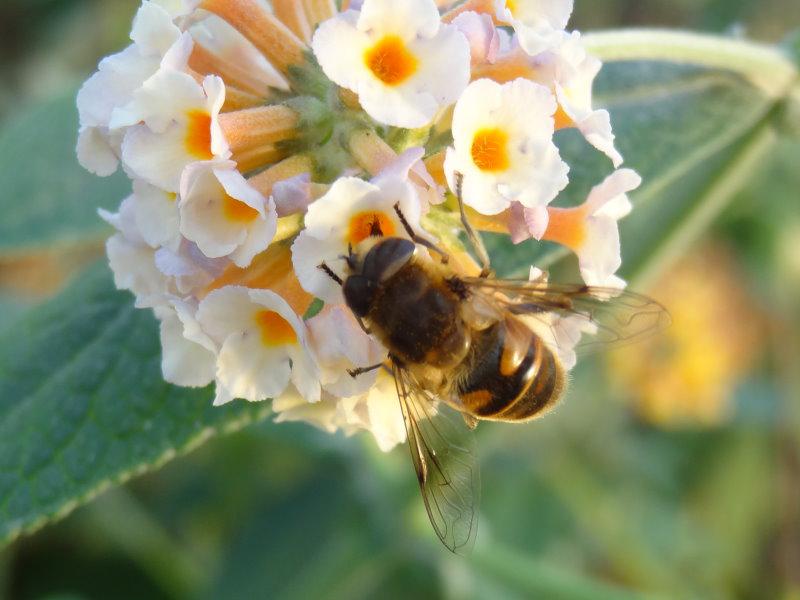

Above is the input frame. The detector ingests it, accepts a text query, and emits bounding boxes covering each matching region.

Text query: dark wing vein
[462,278,670,355]
[392,361,480,554]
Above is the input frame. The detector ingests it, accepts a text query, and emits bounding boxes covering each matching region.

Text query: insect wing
[462,278,670,355]
[392,362,480,555]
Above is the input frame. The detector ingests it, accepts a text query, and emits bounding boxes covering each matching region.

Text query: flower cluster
[78,0,637,450]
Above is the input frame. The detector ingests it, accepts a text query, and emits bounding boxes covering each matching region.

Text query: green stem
[82,487,209,598]
[584,29,797,97]
[470,542,665,600]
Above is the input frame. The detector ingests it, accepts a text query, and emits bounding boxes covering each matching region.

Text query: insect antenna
[317,261,343,285]
[347,362,389,378]
[392,202,450,264]
[454,172,492,278]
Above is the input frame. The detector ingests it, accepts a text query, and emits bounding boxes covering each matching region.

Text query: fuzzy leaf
[0,91,127,253]
[0,265,269,546]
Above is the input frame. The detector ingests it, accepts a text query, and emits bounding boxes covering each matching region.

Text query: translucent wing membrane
[392,362,480,555]
[462,278,671,355]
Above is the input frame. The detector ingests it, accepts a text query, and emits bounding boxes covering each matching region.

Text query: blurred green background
[0,1,799,599]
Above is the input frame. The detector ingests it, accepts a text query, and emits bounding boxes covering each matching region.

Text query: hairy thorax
[366,259,471,372]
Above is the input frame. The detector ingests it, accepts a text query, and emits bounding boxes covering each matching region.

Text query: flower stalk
[584,29,798,97]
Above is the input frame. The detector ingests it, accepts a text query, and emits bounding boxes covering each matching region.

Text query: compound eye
[343,275,375,317]
[362,238,415,282]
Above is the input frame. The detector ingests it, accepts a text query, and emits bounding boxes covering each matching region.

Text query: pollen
[347,211,396,245]
[221,194,260,222]
[470,128,511,172]
[505,0,517,15]
[184,110,214,159]
[255,310,297,347]
[364,36,418,86]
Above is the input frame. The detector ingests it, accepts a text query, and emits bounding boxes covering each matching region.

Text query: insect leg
[393,203,450,265]
[347,362,385,378]
[454,172,492,278]
[317,262,343,285]
[355,315,372,335]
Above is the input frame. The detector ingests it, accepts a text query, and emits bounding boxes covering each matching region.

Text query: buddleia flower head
[78,0,636,451]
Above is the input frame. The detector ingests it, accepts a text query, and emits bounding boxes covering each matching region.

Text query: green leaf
[687,432,776,594]
[781,29,800,67]
[0,90,128,254]
[0,265,269,546]
[0,295,29,335]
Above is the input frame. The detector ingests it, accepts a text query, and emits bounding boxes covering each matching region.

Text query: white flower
[548,312,597,370]
[150,0,200,19]
[196,286,321,405]
[155,299,217,387]
[131,179,181,250]
[444,77,569,216]
[291,174,425,303]
[100,196,170,308]
[179,160,276,267]
[306,305,387,398]
[541,168,641,287]
[76,1,190,176]
[349,371,406,451]
[506,200,547,242]
[494,0,574,56]
[154,239,229,295]
[118,72,229,192]
[524,31,623,167]
[131,0,186,55]
[521,267,595,371]
[76,125,126,178]
[99,193,143,245]
[312,0,471,127]
[272,173,314,217]
[272,391,345,435]
[274,370,406,452]
[375,146,444,210]
[106,233,169,309]
[452,11,500,66]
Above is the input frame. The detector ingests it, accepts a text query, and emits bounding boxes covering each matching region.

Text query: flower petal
[446,77,569,214]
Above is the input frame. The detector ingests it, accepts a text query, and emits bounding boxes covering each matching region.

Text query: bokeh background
[0,1,799,599]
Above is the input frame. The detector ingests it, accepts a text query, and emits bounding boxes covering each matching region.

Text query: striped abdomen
[456,316,565,421]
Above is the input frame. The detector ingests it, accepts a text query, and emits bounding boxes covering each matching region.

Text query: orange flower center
[255,310,297,347]
[347,211,396,245]
[364,36,418,86]
[185,110,214,159]
[222,194,260,223]
[471,128,510,172]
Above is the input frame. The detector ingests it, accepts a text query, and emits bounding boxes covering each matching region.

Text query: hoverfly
[318,175,669,554]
